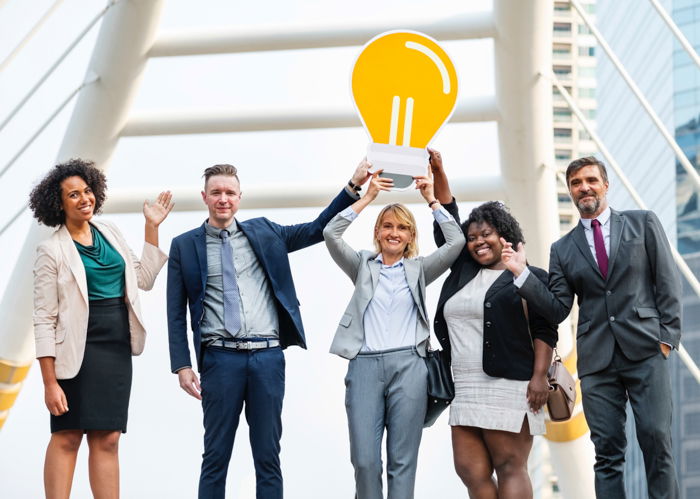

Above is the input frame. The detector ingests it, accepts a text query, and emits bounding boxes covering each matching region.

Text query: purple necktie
[591,219,608,278]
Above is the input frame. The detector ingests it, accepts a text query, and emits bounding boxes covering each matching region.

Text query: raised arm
[429,150,464,249]
[279,159,369,252]
[414,173,466,284]
[323,172,392,281]
[428,148,453,204]
[143,190,174,247]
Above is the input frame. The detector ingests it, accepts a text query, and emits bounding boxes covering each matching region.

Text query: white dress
[444,267,545,435]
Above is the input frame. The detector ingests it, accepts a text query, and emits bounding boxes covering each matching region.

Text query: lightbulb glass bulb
[351,31,458,187]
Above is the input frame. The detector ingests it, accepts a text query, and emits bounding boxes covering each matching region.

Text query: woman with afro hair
[29,158,173,498]
[428,149,557,499]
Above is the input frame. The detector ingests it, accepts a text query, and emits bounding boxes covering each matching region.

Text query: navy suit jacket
[166,188,357,373]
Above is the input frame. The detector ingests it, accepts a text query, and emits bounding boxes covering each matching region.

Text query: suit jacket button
[610,315,615,322]
[606,290,612,296]
[485,302,492,308]
[485,321,492,327]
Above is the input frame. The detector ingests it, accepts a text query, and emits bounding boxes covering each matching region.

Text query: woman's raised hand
[414,173,435,203]
[365,171,393,201]
[500,238,527,277]
[143,191,174,227]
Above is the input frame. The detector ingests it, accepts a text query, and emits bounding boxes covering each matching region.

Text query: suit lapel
[58,226,89,304]
[404,258,427,322]
[484,269,513,300]
[457,258,480,291]
[572,223,602,277]
[194,224,208,288]
[606,210,624,277]
[369,256,381,292]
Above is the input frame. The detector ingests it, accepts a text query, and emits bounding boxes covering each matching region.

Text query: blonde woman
[323,166,464,499]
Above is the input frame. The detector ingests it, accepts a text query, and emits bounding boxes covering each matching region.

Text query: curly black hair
[463,201,525,247]
[28,159,107,227]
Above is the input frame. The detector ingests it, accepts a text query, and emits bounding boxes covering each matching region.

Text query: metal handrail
[549,72,700,385]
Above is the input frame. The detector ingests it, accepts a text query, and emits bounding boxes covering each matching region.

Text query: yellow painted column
[0,359,32,429]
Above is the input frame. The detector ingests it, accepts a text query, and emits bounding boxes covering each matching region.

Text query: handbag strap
[523,298,562,364]
[521,298,535,351]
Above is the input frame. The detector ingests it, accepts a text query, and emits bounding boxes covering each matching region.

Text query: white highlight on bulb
[405,41,451,94]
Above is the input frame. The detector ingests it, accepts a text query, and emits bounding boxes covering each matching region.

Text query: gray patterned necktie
[220,229,241,335]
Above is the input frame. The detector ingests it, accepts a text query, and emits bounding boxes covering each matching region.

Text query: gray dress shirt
[201,221,279,342]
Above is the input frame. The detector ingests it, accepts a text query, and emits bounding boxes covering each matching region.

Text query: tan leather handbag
[546,349,576,422]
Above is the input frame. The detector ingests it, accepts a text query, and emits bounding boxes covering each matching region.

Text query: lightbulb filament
[388,96,416,147]
[405,41,451,94]
[390,95,400,145]
[403,97,414,146]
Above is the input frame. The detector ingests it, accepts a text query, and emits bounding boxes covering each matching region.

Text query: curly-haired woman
[29,159,173,499]
[428,150,557,499]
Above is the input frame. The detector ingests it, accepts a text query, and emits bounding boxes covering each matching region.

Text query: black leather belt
[207,338,280,351]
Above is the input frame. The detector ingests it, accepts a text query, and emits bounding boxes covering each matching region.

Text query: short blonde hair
[373,203,419,258]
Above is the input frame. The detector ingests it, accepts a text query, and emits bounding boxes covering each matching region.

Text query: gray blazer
[323,211,465,360]
[517,209,681,377]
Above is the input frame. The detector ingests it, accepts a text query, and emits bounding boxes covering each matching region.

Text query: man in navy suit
[167,162,367,498]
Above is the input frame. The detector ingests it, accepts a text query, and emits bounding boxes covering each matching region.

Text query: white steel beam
[121,96,498,137]
[150,12,495,57]
[0,0,164,408]
[494,0,559,268]
[102,176,505,214]
[0,0,65,73]
[649,0,700,70]
[0,1,116,134]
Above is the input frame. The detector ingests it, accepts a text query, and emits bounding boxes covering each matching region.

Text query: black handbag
[424,347,454,428]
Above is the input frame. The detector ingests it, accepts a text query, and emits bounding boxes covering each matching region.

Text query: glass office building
[597,0,700,497]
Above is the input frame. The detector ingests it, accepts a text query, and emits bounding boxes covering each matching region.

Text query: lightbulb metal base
[367,142,428,190]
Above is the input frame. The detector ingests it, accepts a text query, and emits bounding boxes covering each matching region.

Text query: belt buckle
[238,340,254,350]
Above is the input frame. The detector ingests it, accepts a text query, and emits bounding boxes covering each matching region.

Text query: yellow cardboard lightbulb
[351,31,458,188]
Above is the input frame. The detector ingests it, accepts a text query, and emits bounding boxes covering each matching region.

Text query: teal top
[74,225,126,301]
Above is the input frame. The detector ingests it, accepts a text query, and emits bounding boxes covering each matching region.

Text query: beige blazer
[33,219,168,379]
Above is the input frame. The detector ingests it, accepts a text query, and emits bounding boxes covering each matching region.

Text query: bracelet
[428,200,439,208]
[347,180,362,192]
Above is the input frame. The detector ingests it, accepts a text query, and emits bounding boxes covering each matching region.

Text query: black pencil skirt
[51,297,132,433]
